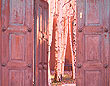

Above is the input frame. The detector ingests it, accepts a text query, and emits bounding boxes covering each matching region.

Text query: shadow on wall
[64,28,72,71]
[50,16,72,71]
[50,16,56,71]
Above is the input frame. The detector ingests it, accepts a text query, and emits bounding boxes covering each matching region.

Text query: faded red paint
[1,0,34,86]
[76,0,110,86]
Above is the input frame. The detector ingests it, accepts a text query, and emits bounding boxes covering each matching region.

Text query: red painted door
[35,0,49,86]
[76,0,110,86]
[1,0,34,86]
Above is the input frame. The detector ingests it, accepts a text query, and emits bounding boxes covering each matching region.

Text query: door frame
[34,0,38,85]
[0,0,1,85]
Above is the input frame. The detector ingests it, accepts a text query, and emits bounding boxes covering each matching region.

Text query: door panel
[85,0,101,25]
[36,0,49,86]
[76,0,109,86]
[1,0,34,86]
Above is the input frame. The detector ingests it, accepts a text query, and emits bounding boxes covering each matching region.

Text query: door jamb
[0,0,2,85]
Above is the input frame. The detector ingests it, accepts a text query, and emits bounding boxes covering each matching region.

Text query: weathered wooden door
[1,0,34,86]
[35,0,49,86]
[76,0,110,86]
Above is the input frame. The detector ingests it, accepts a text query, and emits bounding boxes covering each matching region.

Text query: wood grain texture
[1,0,34,86]
[35,0,49,86]
[0,0,2,85]
[76,0,110,86]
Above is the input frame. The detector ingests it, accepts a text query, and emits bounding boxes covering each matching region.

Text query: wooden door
[76,0,110,86]
[1,0,34,86]
[0,0,2,85]
[35,0,49,86]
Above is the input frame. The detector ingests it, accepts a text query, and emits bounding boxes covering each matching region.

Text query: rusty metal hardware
[27,28,32,32]
[104,27,108,32]
[42,65,45,69]
[103,64,108,68]
[38,64,42,70]
[43,64,48,70]
[1,63,6,67]
[78,28,83,32]
[2,26,7,32]
[46,39,48,41]
[38,62,48,70]
[27,64,32,68]
[77,64,82,68]
[42,34,44,38]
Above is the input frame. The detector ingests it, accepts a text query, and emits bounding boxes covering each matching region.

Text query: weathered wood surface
[1,0,34,86]
[76,0,110,86]
[35,0,49,86]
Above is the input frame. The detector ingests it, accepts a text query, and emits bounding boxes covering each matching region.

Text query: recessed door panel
[36,1,49,86]
[1,0,34,86]
[76,0,109,86]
